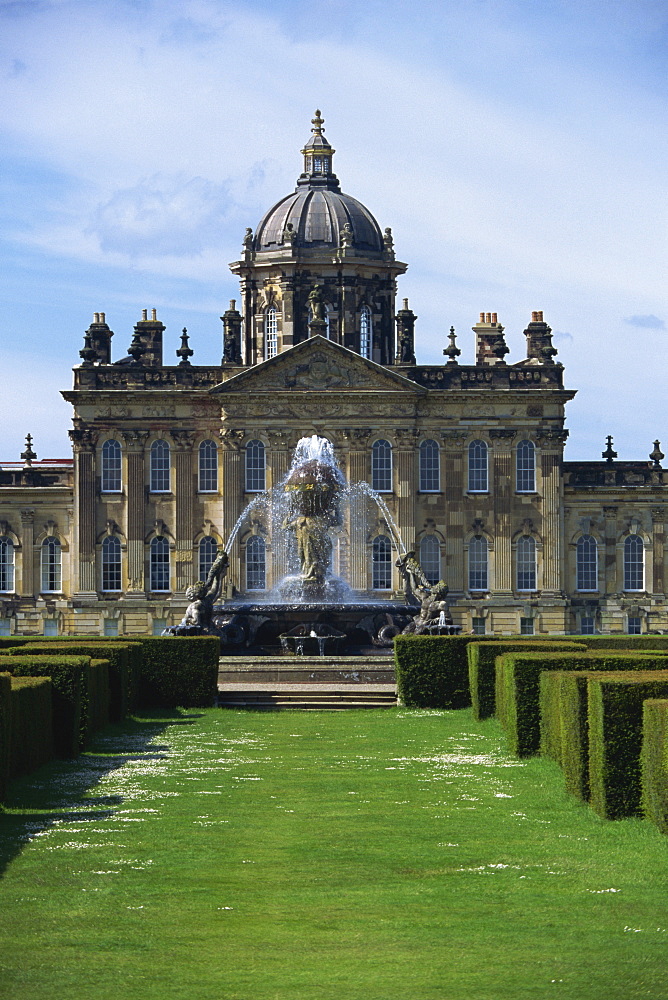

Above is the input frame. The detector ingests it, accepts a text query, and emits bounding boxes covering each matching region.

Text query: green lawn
[1,707,667,1000]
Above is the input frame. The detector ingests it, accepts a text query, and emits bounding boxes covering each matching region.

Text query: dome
[253,110,384,254]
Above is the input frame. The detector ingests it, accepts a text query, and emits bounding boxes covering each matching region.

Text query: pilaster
[441,432,466,594]
[19,508,35,598]
[343,428,371,592]
[652,507,665,596]
[122,429,149,597]
[220,428,245,588]
[171,430,196,592]
[538,430,566,596]
[69,427,98,598]
[490,429,515,596]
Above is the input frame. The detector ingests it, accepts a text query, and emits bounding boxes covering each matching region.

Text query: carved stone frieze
[170,429,196,450]
[121,429,149,450]
[441,431,466,448]
[341,428,372,447]
[144,405,176,418]
[395,429,420,448]
[69,427,99,452]
[266,429,292,450]
[219,428,246,451]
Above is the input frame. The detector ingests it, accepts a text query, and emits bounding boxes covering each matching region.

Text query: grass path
[1,707,667,1000]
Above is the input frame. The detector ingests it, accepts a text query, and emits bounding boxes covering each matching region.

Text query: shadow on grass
[0,709,204,880]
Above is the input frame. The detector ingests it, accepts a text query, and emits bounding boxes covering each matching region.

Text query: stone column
[441,432,466,595]
[219,428,245,589]
[603,506,618,595]
[279,278,295,351]
[122,430,149,596]
[490,429,515,595]
[19,508,35,597]
[267,430,292,586]
[538,430,566,596]
[343,429,371,592]
[652,507,665,596]
[395,429,418,558]
[171,430,196,592]
[69,427,98,598]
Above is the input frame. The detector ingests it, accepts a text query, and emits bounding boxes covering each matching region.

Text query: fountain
[172,435,459,651]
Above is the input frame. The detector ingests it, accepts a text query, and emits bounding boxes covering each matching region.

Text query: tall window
[468,536,488,591]
[579,616,595,635]
[516,440,535,493]
[468,440,488,492]
[265,306,278,360]
[624,534,644,591]
[419,440,440,492]
[419,535,441,585]
[199,536,218,581]
[324,304,331,339]
[150,536,170,592]
[360,305,372,359]
[41,537,61,593]
[245,439,266,492]
[102,536,122,592]
[246,535,266,591]
[198,439,218,493]
[576,535,598,591]
[150,440,170,493]
[371,439,392,493]
[0,537,15,592]
[517,535,537,591]
[101,439,122,492]
[372,535,392,590]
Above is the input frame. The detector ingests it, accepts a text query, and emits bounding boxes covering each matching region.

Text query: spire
[298,109,339,189]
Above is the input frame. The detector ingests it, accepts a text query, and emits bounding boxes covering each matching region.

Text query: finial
[127,329,146,364]
[650,440,664,469]
[21,433,37,467]
[176,327,194,366]
[79,330,97,366]
[311,109,325,134]
[444,326,461,364]
[602,435,617,463]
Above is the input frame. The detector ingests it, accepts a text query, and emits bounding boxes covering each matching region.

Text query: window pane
[372,535,392,590]
[150,536,170,592]
[101,439,122,492]
[102,536,122,592]
[624,535,644,591]
[468,536,488,591]
[579,616,595,635]
[516,536,536,591]
[104,619,119,637]
[360,306,372,359]
[0,537,14,592]
[419,440,440,492]
[627,616,642,634]
[150,440,170,492]
[198,440,218,492]
[265,307,278,360]
[41,538,62,592]
[468,440,488,492]
[246,536,266,591]
[371,440,392,492]
[576,535,598,591]
[472,617,486,635]
[520,617,535,635]
[199,536,218,581]
[152,618,167,636]
[44,619,58,636]
[246,440,266,492]
[0,618,11,636]
[516,440,535,493]
[419,535,441,585]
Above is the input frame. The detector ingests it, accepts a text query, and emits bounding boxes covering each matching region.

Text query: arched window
[516,440,535,493]
[360,305,372,359]
[468,536,488,591]
[0,537,15,593]
[419,440,440,492]
[372,535,392,590]
[150,440,170,493]
[517,535,537,591]
[419,535,441,585]
[371,439,392,493]
[324,304,331,339]
[576,535,598,592]
[624,534,644,592]
[199,536,218,582]
[265,306,278,360]
[468,440,488,492]
[246,535,266,591]
[101,535,122,592]
[245,439,266,492]
[41,537,62,593]
[101,439,122,492]
[198,440,218,493]
[150,536,170,592]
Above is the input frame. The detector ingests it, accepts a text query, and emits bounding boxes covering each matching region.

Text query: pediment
[210,336,426,395]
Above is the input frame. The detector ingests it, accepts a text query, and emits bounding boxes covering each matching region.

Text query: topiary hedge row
[394,634,499,708]
[641,698,668,835]
[9,676,53,782]
[0,672,11,800]
[0,655,87,759]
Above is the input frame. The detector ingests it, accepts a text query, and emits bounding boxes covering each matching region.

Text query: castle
[1,111,665,638]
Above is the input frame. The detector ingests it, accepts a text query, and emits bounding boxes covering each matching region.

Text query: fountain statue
[282,454,342,599]
[165,548,229,636]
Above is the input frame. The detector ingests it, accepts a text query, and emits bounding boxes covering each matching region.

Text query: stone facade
[0,113,666,637]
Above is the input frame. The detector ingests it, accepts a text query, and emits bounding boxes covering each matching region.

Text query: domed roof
[253,111,384,255]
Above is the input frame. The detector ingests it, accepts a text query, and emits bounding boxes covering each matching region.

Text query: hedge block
[134,636,220,708]
[588,671,668,820]
[394,634,503,708]
[469,640,585,720]
[496,650,668,757]
[9,676,53,781]
[0,655,87,758]
[0,673,11,800]
[641,699,668,834]
[575,636,668,652]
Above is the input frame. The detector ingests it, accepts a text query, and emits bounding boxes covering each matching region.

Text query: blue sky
[0,0,666,461]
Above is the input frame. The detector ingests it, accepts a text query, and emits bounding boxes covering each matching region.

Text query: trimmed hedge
[496,650,668,756]
[394,634,502,708]
[0,673,10,800]
[0,655,87,758]
[540,669,605,802]
[641,698,668,834]
[469,640,585,720]
[134,636,220,708]
[9,675,53,781]
[588,671,668,820]
[575,635,668,652]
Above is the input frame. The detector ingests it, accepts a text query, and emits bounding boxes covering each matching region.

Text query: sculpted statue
[282,515,332,592]
[395,550,431,605]
[308,284,325,321]
[402,579,452,635]
[169,548,229,634]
